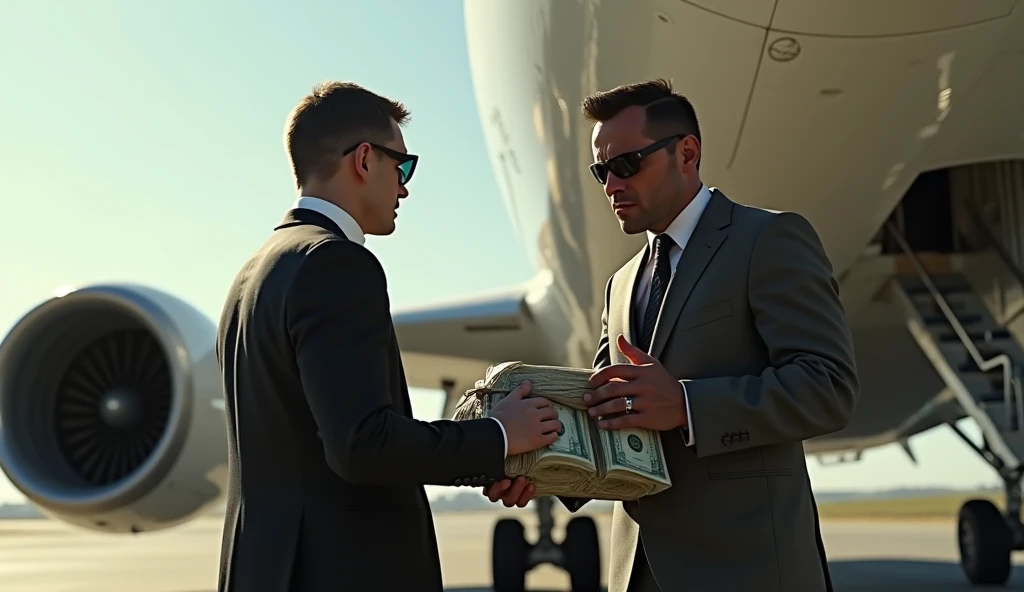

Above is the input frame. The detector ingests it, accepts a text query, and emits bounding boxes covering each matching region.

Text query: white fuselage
[461,0,1024,451]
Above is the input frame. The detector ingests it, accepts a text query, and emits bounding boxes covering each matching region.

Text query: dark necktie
[638,233,675,353]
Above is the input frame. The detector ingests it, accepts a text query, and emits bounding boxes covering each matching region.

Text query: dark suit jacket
[215,208,508,592]
[560,190,858,592]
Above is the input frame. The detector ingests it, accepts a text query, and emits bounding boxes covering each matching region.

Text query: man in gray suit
[486,79,859,591]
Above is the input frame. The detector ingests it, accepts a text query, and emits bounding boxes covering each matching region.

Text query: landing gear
[564,513,601,591]
[959,499,1013,585]
[493,518,529,592]
[491,496,602,592]
[948,423,1023,586]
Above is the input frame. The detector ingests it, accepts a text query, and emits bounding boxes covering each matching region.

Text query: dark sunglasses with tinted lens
[589,135,680,185]
[343,142,419,185]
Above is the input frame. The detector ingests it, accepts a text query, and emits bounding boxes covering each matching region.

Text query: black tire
[493,518,529,592]
[958,498,1013,586]
[564,516,601,592]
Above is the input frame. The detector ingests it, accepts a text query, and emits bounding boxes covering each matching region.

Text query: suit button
[454,478,463,486]
[721,434,731,446]
[739,432,749,443]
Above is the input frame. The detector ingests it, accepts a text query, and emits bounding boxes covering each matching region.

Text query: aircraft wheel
[492,518,529,592]
[564,516,601,592]
[958,498,1013,586]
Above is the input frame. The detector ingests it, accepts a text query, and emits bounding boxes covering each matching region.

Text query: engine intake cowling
[0,284,228,533]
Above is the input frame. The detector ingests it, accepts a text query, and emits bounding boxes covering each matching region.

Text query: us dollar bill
[461,363,672,499]
[600,427,671,485]
[540,402,595,469]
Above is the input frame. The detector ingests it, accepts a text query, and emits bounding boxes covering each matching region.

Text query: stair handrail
[962,197,1024,429]
[886,221,1019,429]
[1014,363,1024,431]
[963,196,1024,323]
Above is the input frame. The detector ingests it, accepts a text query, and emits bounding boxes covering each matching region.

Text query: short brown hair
[284,81,410,188]
[581,78,700,145]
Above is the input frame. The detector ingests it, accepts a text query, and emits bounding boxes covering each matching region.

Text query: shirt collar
[292,196,365,245]
[646,183,712,252]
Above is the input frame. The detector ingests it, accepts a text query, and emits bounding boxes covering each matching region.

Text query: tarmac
[1,508,1022,591]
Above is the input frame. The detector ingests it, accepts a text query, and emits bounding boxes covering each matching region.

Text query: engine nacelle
[0,284,228,534]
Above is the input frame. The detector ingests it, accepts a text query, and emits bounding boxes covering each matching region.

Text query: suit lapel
[649,189,733,359]
[612,248,648,350]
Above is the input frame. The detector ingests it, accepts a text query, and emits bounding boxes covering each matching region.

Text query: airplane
[2,0,1024,590]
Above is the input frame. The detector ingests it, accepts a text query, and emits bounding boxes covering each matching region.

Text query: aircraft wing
[392,284,545,419]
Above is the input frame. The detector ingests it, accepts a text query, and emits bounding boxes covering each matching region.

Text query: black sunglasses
[343,142,419,185]
[588,135,681,185]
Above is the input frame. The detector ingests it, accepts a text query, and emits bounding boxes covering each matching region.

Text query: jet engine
[0,284,228,534]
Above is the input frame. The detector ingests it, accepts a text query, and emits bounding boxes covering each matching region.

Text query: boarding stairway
[888,221,1024,584]
[892,271,1024,462]
[889,220,1024,467]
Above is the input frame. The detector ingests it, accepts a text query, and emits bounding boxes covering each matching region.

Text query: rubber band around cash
[460,361,592,411]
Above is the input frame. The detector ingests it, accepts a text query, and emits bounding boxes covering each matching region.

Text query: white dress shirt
[293,196,366,245]
[632,184,713,447]
[292,196,509,459]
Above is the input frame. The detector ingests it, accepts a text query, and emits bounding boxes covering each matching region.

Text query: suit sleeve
[287,239,507,485]
[556,275,614,513]
[684,211,859,458]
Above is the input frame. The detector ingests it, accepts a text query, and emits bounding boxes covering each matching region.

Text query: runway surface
[1,508,1022,591]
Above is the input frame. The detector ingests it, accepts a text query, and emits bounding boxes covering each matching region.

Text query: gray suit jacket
[564,189,859,592]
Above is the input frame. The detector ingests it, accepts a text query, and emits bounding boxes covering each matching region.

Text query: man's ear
[353,142,372,182]
[680,135,700,172]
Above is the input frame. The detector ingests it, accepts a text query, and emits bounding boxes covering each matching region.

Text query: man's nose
[604,174,626,198]
[398,186,409,198]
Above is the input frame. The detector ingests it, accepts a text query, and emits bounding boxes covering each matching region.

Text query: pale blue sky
[0,0,998,504]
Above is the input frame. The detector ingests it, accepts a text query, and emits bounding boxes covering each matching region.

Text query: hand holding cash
[452,361,672,501]
[584,335,689,432]
[483,475,535,508]
[488,380,563,455]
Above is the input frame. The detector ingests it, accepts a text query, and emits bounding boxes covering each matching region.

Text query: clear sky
[0,0,1000,505]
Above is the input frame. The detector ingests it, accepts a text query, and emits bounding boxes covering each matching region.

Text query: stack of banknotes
[452,361,672,500]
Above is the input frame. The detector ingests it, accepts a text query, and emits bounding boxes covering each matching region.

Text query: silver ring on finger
[624,396,633,413]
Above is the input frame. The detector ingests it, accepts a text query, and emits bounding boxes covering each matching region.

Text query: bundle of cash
[452,361,672,500]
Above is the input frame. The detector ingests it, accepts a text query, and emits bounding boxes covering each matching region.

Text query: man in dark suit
[215,81,563,592]
[486,79,859,591]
